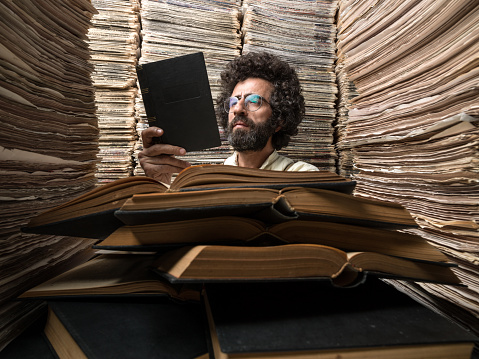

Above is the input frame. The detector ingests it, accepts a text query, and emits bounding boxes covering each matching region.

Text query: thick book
[151,244,461,287]
[44,299,208,359]
[136,52,221,151]
[167,164,355,192]
[203,279,477,359]
[0,310,56,359]
[22,176,167,239]
[18,254,200,302]
[94,216,448,266]
[114,185,416,228]
[22,166,354,239]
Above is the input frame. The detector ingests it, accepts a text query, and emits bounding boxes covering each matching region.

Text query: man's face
[226,78,276,152]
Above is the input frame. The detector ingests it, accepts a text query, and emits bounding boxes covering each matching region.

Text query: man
[139,52,318,184]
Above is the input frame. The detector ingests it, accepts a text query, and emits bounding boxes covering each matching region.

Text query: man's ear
[275,125,282,133]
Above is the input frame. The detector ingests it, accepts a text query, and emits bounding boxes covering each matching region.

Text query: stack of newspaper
[87,0,141,183]
[336,0,479,339]
[241,0,339,171]
[0,0,99,350]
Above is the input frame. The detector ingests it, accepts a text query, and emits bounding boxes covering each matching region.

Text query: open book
[152,244,460,287]
[95,216,447,265]
[22,166,354,238]
[18,254,200,302]
[115,185,416,228]
[168,164,355,192]
[22,176,167,239]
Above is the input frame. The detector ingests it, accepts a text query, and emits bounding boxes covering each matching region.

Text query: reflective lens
[245,94,262,111]
[224,94,268,113]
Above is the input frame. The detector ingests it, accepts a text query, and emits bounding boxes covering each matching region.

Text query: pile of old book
[13,166,477,358]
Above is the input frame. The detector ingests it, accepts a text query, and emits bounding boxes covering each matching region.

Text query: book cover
[22,208,123,240]
[0,310,56,359]
[22,176,167,240]
[22,166,354,239]
[204,278,477,358]
[45,299,208,359]
[114,185,417,228]
[18,254,201,302]
[136,52,221,151]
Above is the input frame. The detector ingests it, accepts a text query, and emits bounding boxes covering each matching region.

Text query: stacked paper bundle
[336,0,479,337]
[334,61,358,177]
[0,0,98,350]
[133,0,242,176]
[87,0,141,183]
[241,0,339,171]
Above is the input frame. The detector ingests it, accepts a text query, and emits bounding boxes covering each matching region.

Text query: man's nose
[232,97,247,115]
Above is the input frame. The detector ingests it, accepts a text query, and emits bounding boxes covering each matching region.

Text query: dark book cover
[204,278,477,357]
[45,299,208,359]
[136,52,221,152]
[0,310,57,359]
[113,203,416,229]
[22,209,123,240]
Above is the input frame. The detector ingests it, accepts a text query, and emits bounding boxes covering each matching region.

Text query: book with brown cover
[22,166,355,239]
[114,185,415,228]
[94,216,445,266]
[151,244,461,288]
[18,254,201,302]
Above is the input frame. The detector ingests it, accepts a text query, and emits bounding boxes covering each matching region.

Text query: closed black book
[136,52,221,151]
[204,278,477,358]
[44,299,208,359]
[0,310,57,359]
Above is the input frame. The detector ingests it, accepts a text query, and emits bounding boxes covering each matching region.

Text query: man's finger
[141,126,164,148]
[141,143,187,157]
[138,152,191,170]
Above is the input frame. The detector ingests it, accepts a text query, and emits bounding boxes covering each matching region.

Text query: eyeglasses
[223,94,270,113]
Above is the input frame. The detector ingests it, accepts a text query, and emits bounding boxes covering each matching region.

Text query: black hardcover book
[44,299,208,359]
[204,278,477,358]
[136,52,221,151]
[0,310,57,359]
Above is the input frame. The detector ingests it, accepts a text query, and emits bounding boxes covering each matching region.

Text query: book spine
[136,64,159,130]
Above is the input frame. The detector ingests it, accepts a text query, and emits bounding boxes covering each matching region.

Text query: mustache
[229,115,255,129]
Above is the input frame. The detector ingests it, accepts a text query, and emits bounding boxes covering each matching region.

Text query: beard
[227,115,276,152]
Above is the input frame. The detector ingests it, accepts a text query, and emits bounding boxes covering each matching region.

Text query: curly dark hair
[216,52,305,150]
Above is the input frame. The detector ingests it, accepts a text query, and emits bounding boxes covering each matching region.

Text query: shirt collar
[228,150,279,169]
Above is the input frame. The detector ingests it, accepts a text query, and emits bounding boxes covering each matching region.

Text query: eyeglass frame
[223,93,271,113]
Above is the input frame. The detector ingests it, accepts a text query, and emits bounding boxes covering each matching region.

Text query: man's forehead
[232,78,274,96]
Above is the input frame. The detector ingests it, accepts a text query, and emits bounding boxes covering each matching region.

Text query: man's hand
[138,127,191,184]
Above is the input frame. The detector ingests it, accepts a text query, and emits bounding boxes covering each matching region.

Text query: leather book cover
[46,299,208,359]
[136,52,221,152]
[204,278,477,356]
[22,209,123,240]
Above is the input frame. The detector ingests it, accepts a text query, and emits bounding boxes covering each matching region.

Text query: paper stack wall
[241,0,339,171]
[88,0,141,184]
[0,0,98,350]
[336,0,479,337]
